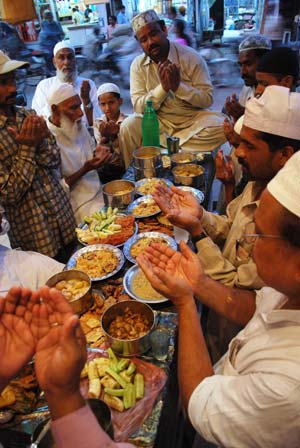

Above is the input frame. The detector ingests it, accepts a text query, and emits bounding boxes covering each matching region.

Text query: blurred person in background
[107,15,118,41]
[72,7,83,25]
[117,5,129,24]
[82,27,103,60]
[173,19,192,46]
[32,41,101,127]
[38,10,64,75]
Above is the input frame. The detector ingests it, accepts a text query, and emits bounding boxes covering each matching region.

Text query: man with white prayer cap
[32,41,101,127]
[118,9,227,158]
[137,113,300,448]
[47,83,112,224]
[151,85,300,361]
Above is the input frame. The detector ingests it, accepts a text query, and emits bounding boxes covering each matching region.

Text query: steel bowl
[133,147,162,169]
[101,300,155,357]
[172,163,205,188]
[46,270,92,315]
[170,152,196,168]
[103,180,135,210]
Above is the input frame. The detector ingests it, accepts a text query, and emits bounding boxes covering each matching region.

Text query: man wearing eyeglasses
[153,86,300,361]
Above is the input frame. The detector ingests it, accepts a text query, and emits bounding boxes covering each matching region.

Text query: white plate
[123,231,177,264]
[66,244,125,281]
[177,186,204,204]
[77,213,138,247]
[127,195,161,219]
[135,178,173,196]
[0,218,10,236]
[123,264,169,304]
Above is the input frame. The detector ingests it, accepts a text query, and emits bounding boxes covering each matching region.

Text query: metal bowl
[101,300,155,357]
[170,152,196,168]
[133,147,162,169]
[172,163,205,188]
[103,180,135,210]
[135,178,173,196]
[46,270,92,315]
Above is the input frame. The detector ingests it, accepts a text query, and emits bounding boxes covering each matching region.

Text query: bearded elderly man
[32,41,101,127]
[118,10,226,160]
[47,84,112,224]
[0,51,76,262]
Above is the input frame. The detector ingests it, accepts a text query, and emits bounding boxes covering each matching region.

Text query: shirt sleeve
[188,373,299,447]
[32,81,48,118]
[51,405,135,448]
[88,80,102,121]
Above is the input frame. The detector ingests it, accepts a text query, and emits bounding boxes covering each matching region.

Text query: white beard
[56,67,78,83]
[60,114,83,141]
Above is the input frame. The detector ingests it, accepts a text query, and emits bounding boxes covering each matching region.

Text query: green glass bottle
[142,99,160,147]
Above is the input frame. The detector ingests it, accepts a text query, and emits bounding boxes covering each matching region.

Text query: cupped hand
[80,80,91,105]
[0,287,40,386]
[34,287,86,398]
[99,121,120,139]
[8,116,49,146]
[222,118,241,148]
[215,149,235,186]
[224,94,245,121]
[84,148,112,171]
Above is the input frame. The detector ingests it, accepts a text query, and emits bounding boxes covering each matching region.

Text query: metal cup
[166,137,180,155]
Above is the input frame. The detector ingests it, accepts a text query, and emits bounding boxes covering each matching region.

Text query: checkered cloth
[0,107,76,257]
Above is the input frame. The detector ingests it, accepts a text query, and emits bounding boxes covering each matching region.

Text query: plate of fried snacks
[177,186,204,204]
[123,231,177,264]
[127,196,161,219]
[123,265,169,304]
[66,244,125,281]
[76,207,137,247]
[135,178,173,196]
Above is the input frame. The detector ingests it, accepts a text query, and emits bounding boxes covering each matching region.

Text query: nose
[240,64,247,77]
[235,142,245,159]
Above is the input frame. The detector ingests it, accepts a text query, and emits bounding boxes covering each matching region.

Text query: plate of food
[123,264,169,304]
[135,178,173,196]
[76,207,137,247]
[123,231,177,264]
[127,195,161,219]
[66,244,125,282]
[177,186,204,204]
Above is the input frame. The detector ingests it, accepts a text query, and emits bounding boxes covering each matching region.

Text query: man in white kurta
[117,10,226,162]
[47,84,111,224]
[32,41,101,127]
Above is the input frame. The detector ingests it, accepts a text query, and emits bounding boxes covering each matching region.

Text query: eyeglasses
[236,233,285,249]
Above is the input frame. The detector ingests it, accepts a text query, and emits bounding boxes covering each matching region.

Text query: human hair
[260,132,300,154]
[253,48,270,59]
[110,15,117,22]
[99,92,120,100]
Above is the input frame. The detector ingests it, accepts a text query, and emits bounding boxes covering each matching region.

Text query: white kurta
[127,42,226,152]
[0,245,64,295]
[47,121,104,224]
[188,287,300,448]
[32,76,101,127]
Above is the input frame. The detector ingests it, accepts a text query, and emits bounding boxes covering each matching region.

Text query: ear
[280,75,294,90]
[119,97,123,106]
[52,57,57,69]
[278,146,295,168]
[50,104,61,127]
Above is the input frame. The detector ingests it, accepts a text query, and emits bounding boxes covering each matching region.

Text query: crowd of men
[0,8,300,448]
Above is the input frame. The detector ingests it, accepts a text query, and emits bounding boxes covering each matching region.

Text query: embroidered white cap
[48,83,77,106]
[97,83,120,97]
[53,41,75,57]
[239,35,272,53]
[267,151,300,217]
[0,50,29,75]
[233,115,244,135]
[243,86,300,140]
[131,9,160,34]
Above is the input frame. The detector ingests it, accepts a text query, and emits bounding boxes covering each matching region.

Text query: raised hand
[8,115,49,146]
[224,94,245,121]
[153,185,203,234]
[99,121,120,139]
[34,287,86,400]
[80,80,91,106]
[215,149,235,186]
[223,118,241,148]
[0,287,40,389]
[158,60,180,93]
[84,147,112,171]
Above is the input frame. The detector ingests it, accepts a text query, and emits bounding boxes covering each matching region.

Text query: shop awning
[0,0,37,24]
[84,0,109,4]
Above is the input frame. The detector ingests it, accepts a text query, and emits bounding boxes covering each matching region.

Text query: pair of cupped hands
[0,286,86,401]
[136,185,208,307]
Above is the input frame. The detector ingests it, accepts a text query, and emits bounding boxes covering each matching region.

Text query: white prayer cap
[48,83,77,106]
[239,35,271,53]
[233,115,244,135]
[53,40,75,57]
[131,9,161,34]
[267,151,300,217]
[97,83,120,97]
[0,50,29,74]
[243,86,300,140]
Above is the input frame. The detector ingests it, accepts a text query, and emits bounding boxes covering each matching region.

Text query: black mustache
[149,45,160,52]
[238,158,248,168]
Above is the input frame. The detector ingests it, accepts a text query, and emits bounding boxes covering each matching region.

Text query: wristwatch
[191,231,207,245]
[84,101,93,109]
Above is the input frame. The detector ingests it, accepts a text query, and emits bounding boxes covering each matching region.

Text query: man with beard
[118,9,226,159]
[32,41,101,127]
[153,86,300,361]
[0,51,76,262]
[47,83,112,224]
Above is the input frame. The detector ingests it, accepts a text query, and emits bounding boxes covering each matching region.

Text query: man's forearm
[83,103,93,126]
[195,275,256,326]
[65,165,87,188]
[177,297,214,411]
[46,390,85,421]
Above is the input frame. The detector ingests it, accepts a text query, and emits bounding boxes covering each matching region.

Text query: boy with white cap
[32,41,101,127]
[47,83,111,224]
